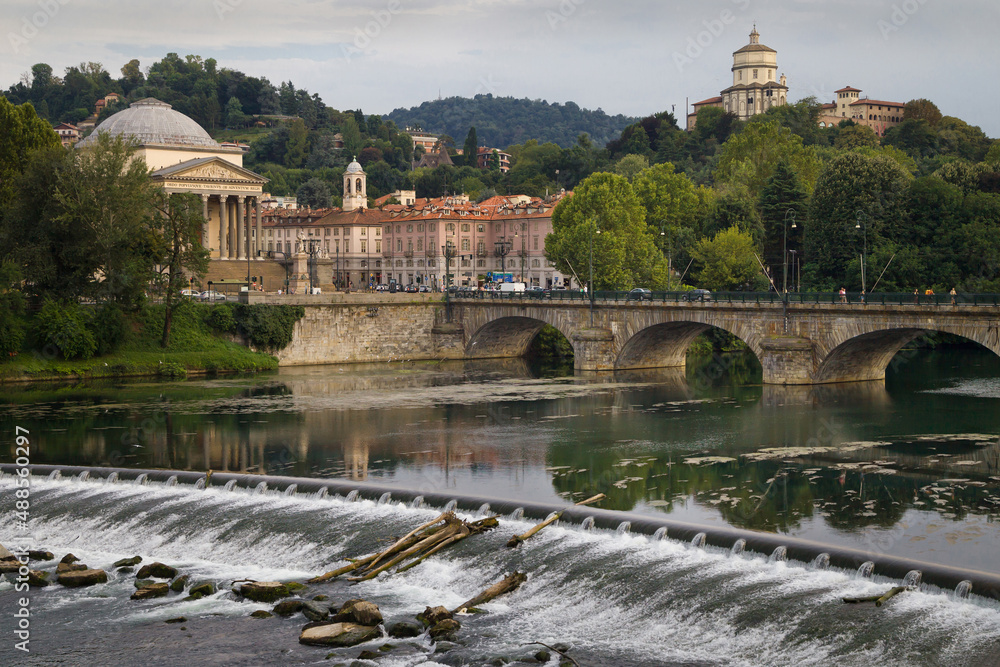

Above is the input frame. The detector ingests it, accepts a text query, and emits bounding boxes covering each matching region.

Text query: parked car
[627,288,652,301]
[418,285,430,293]
[526,286,548,299]
[682,289,713,302]
[199,290,227,301]
[405,284,418,293]
[180,288,199,298]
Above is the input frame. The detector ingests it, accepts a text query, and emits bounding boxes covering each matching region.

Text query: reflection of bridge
[449,297,1000,385]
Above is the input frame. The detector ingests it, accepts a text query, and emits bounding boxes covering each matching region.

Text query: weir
[7,463,1000,602]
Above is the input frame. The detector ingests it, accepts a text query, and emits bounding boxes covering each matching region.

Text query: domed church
[79,98,268,261]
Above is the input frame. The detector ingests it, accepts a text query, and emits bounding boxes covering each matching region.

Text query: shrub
[0,316,25,358]
[91,302,130,355]
[35,300,97,360]
[157,360,187,379]
[232,304,304,351]
[206,302,237,333]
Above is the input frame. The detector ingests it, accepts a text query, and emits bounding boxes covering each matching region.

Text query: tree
[715,120,821,194]
[149,192,209,347]
[805,151,912,289]
[632,162,708,276]
[986,141,1000,167]
[225,96,247,128]
[50,133,159,307]
[691,226,766,291]
[612,154,649,182]
[284,119,309,168]
[758,160,807,283]
[340,116,363,160]
[296,178,333,209]
[545,172,660,290]
[882,119,939,159]
[0,262,26,357]
[834,124,880,150]
[904,99,943,127]
[462,127,478,168]
[0,97,60,209]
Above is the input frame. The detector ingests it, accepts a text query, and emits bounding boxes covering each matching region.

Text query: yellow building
[816,86,906,136]
[77,98,268,261]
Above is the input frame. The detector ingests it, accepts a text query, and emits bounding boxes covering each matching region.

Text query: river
[1,347,1000,665]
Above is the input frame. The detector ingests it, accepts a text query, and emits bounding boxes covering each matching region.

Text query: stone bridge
[447,298,1000,385]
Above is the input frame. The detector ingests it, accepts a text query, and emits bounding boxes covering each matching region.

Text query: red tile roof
[850,99,905,107]
[835,86,862,93]
[692,96,723,106]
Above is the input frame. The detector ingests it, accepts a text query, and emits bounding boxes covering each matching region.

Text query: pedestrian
[839,287,846,303]
[950,287,957,305]
[913,288,919,304]
[860,289,866,304]
[925,288,934,296]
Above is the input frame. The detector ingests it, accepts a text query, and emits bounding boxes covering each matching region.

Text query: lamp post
[855,210,868,294]
[782,209,797,331]
[589,220,601,327]
[494,236,512,282]
[304,239,320,295]
[788,249,799,293]
[443,240,456,320]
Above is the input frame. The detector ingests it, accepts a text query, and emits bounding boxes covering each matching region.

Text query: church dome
[78,98,221,149]
[345,158,365,174]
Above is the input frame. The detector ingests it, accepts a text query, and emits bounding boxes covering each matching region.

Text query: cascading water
[691,532,707,548]
[904,570,923,588]
[444,499,458,512]
[956,580,974,599]
[165,475,178,486]
[378,492,392,505]
[581,517,596,531]
[283,484,298,497]
[344,490,359,502]
[652,526,667,540]
[4,475,1000,667]
[509,507,525,520]
[411,496,424,509]
[314,487,328,500]
[133,473,148,485]
[193,478,205,490]
[47,470,60,481]
[223,479,237,492]
[616,521,631,536]
[812,553,831,570]
[253,481,267,495]
[769,546,788,563]
[77,470,89,482]
[858,561,876,578]
[477,503,491,516]
[730,538,746,556]
[106,472,119,484]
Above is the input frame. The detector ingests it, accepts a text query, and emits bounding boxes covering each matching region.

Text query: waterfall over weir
[3,466,1000,666]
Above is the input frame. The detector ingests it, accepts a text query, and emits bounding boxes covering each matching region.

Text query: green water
[2,347,999,572]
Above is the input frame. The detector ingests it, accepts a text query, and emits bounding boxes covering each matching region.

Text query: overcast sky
[4,0,998,137]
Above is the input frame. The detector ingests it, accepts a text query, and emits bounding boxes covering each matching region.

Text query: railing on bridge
[448,290,1000,306]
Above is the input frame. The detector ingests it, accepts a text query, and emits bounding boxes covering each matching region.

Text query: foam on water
[3,476,1000,666]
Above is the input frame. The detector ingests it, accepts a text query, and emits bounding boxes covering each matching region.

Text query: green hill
[385,95,638,149]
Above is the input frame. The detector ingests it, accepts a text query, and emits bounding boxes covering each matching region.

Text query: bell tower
[343,157,367,212]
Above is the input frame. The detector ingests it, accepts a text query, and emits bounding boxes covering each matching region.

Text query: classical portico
[151,157,268,260]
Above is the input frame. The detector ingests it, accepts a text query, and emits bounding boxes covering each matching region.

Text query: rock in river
[130,582,169,600]
[239,581,291,603]
[58,569,108,587]
[299,622,380,647]
[136,562,177,579]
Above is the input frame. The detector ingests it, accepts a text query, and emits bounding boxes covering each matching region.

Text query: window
[325,228,330,236]
[477,241,485,254]
[361,240,367,253]
[446,223,455,232]
[396,225,401,233]
[418,224,423,232]
[495,224,501,233]
[375,240,381,253]
[739,71,742,80]
[385,225,391,234]
[407,224,413,232]
[361,228,367,236]
[461,239,470,251]
[335,240,340,253]
[429,223,436,232]
[533,236,539,250]
[397,239,403,252]
[324,241,329,252]
[375,227,381,237]
[521,222,527,231]
[532,259,540,268]
[753,69,758,79]
[417,239,424,251]
[477,224,485,233]
[345,241,350,253]
[334,227,339,236]
[462,223,470,232]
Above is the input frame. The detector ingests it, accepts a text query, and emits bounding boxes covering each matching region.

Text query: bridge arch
[815,325,1000,384]
[465,316,572,360]
[612,312,763,371]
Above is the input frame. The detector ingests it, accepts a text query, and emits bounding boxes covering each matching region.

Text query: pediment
[151,157,267,184]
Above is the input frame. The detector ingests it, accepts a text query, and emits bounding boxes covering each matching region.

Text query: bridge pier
[572,328,616,372]
[759,336,816,385]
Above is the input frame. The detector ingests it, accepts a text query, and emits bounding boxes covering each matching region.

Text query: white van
[498,282,526,294]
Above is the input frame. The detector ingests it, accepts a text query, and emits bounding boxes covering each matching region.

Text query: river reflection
[2,348,999,571]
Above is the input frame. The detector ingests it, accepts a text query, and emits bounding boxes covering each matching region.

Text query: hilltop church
[686,27,788,130]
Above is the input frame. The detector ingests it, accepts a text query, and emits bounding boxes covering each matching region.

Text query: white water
[3,476,1000,666]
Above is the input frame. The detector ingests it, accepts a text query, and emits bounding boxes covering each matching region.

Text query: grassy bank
[0,302,281,383]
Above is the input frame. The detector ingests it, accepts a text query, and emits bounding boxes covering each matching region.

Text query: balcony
[476,249,488,257]
[404,249,414,258]
[425,249,438,258]
[382,250,393,258]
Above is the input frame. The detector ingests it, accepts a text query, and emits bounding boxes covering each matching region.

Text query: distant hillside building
[816,86,906,136]
[476,147,511,173]
[413,146,454,170]
[53,122,81,147]
[407,129,440,152]
[687,27,788,130]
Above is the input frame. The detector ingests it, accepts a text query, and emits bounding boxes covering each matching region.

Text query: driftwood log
[506,494,606,548]
[452,571,527,614]
[308,512,498,584]
[842,586,908,606]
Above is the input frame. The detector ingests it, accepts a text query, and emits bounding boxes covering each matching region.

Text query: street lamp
[443,240,457,321]
[782,209,797,331]
[589,220,601,327]
[788,249,799,293]
[855,210,868,294]
[494,236,512,281]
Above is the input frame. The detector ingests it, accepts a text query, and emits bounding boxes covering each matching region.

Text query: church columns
[236,196,246,260]
[254,197,262,259]
[219,194,229,260]
[200,194,210,249]
[227,197,236,259]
